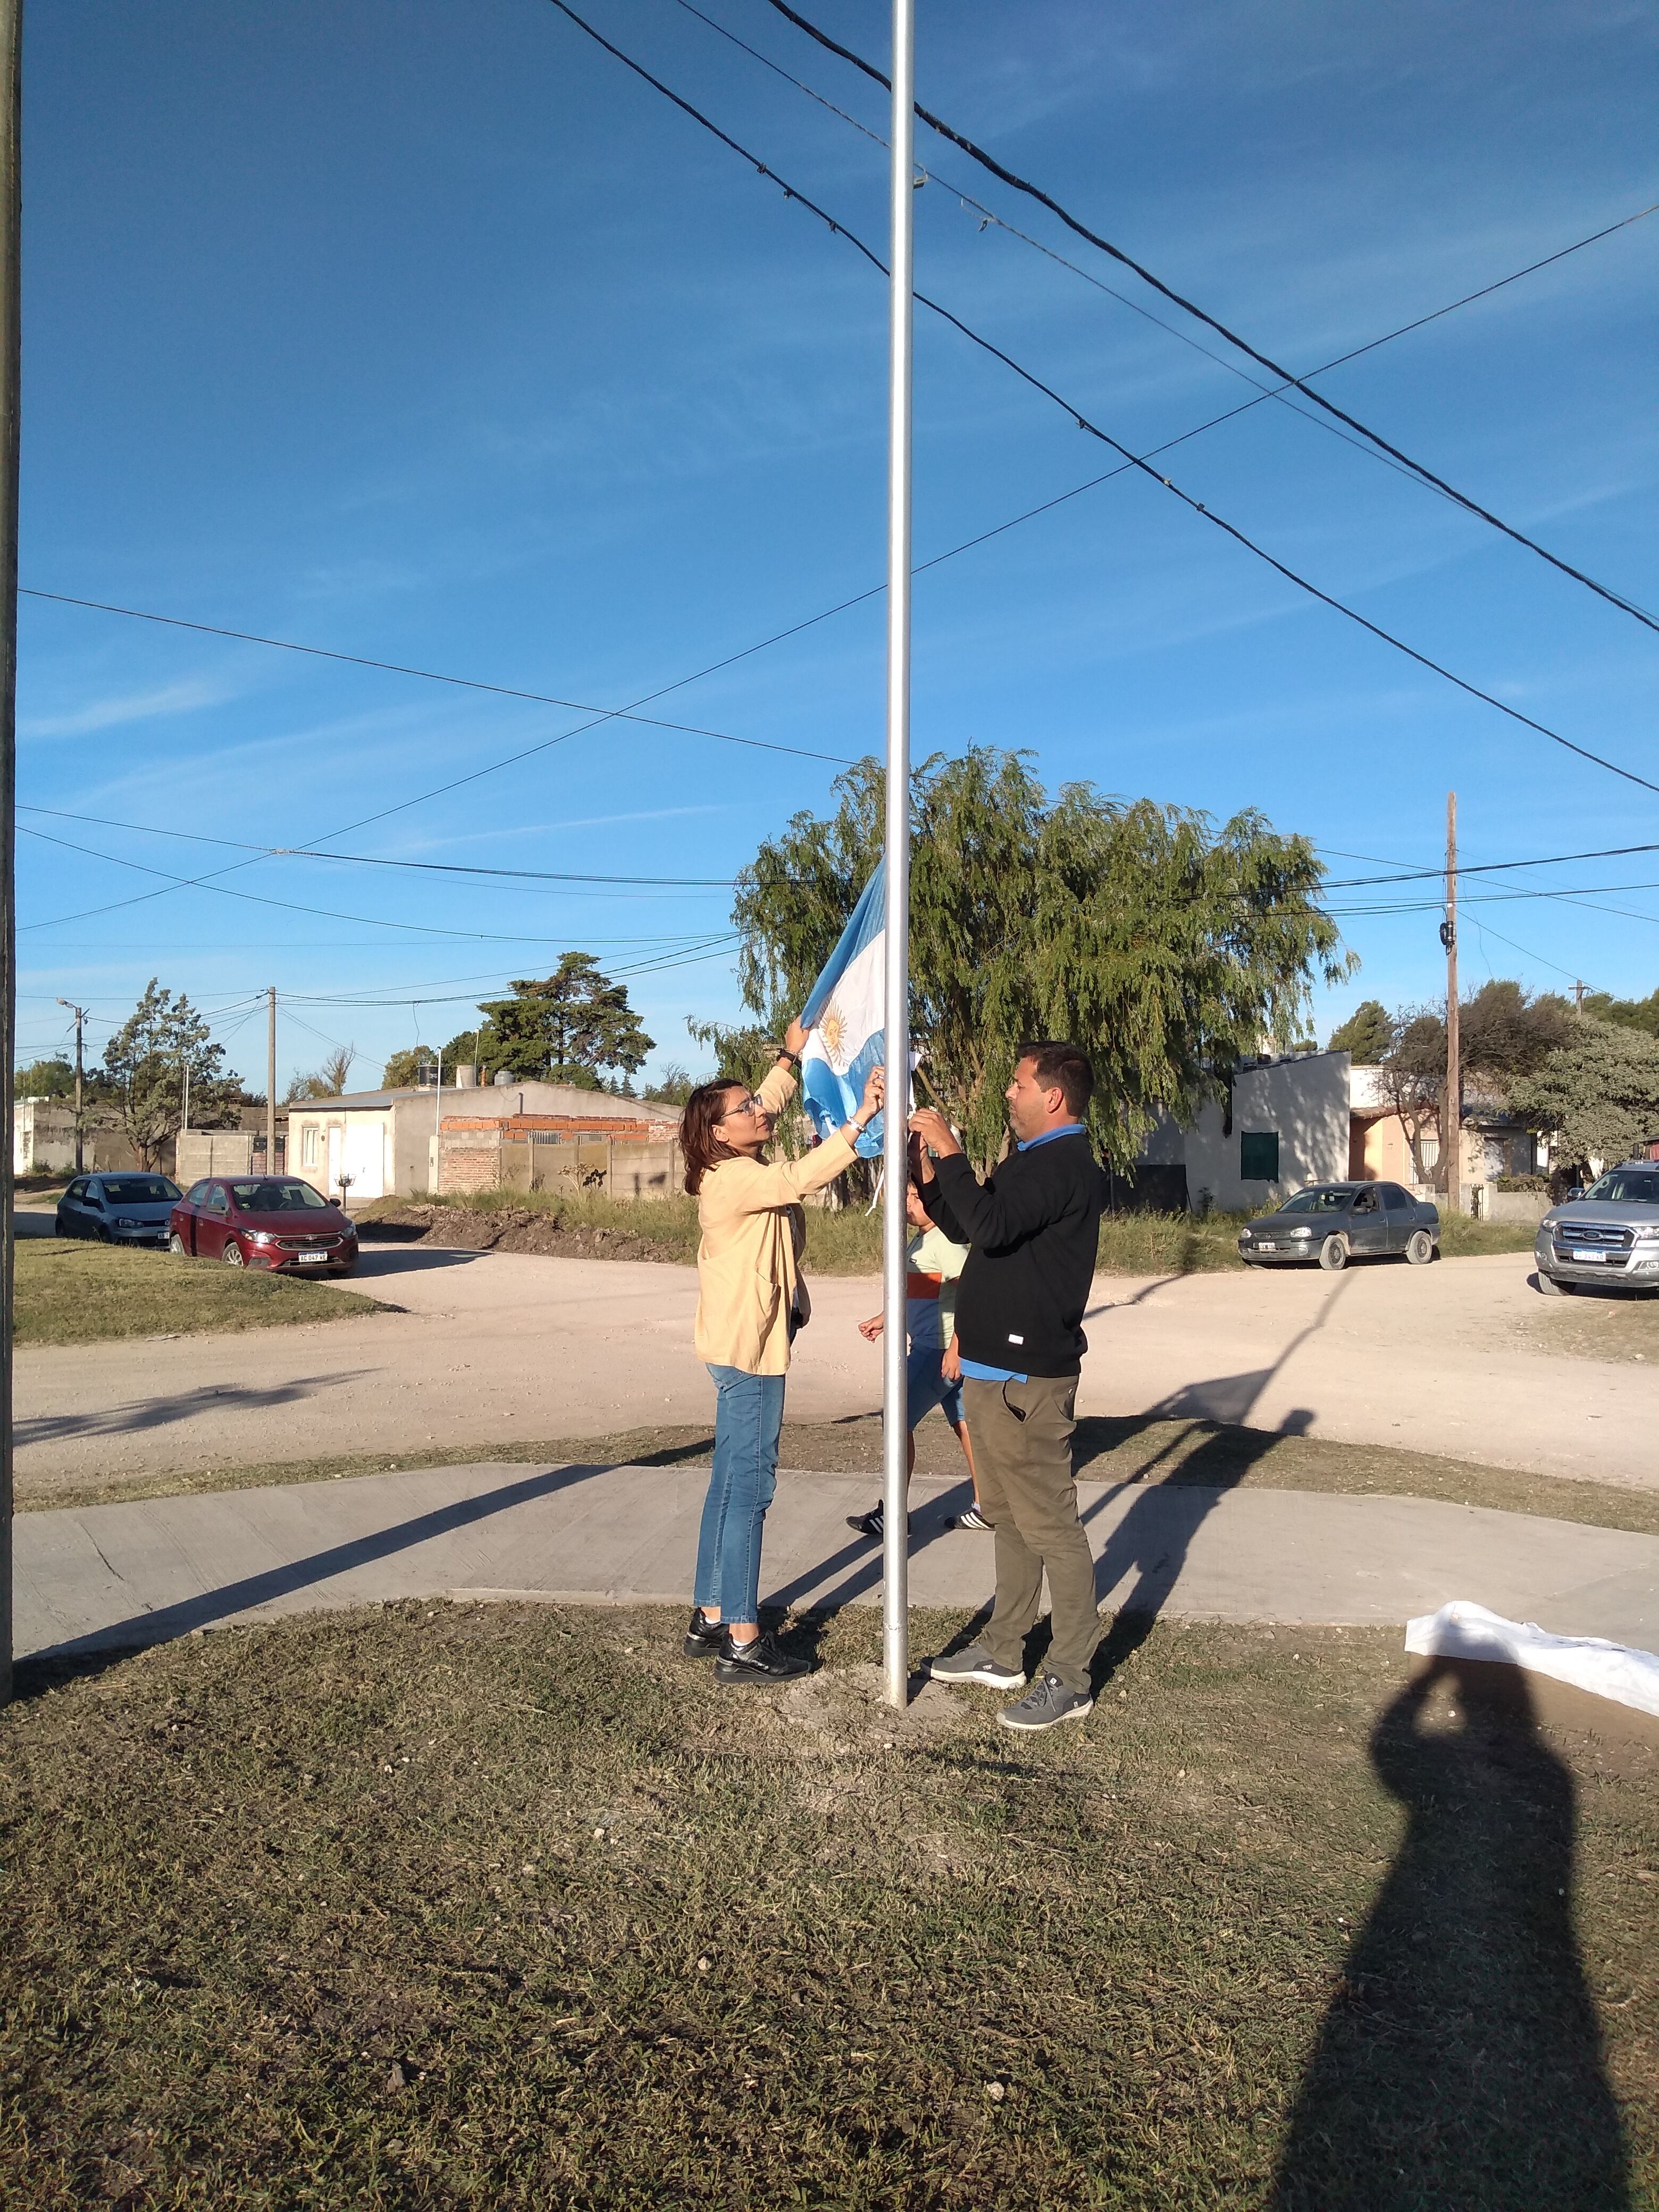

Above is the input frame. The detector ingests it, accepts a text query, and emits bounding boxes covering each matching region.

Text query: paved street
[16,1457,1659,1664]
[15,1238,1659,1499]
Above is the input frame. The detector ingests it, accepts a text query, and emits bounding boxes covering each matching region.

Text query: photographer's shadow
[1270,1659,1629,2210]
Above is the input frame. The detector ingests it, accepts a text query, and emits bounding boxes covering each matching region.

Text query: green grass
[2,1605,1653,2208]
[14,1241,384,1348]
[362,1189,1539,1278]
[21,1413,1659,1540]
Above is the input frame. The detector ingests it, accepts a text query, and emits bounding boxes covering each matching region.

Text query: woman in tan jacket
[678,1017,883,1684]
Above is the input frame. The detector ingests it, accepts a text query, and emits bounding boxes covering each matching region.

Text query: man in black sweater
[909,1041,1108,1731]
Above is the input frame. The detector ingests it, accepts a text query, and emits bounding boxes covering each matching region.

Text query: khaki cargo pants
[961,1375,1099,1696]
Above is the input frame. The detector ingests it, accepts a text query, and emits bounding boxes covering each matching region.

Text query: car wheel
[1404,1229,1434,1266]
[1536,1269,1568,1297]
[223,1239,247,1268]
[1319,1233,1349,1272]
[168,1232,188,1256]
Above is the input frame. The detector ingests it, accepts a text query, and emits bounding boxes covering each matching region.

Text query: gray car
[1534,1164,1659,1295]
[1237,1180,1440,1271]
[56,1172,182,1248]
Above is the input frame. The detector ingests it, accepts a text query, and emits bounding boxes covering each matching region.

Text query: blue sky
[17,0,1658,1093]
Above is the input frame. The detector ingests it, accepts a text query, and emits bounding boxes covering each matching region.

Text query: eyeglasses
[719,1094,763,1121]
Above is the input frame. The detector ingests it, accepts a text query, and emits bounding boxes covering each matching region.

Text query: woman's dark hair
[680,1079,747,1195]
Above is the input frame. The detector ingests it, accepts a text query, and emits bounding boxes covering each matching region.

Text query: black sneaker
[951,1503,993,1532]
[683,1606,724,1660]
[714,1629,814,1685]
[847,1501,912,1540]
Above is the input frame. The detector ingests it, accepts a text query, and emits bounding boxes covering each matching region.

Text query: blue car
[56,1172,182,1248]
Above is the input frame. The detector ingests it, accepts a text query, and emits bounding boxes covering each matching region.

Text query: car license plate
[1571,1249,1607,1263]
[295,1251,329,1264]
[1256,1241,1277,1252]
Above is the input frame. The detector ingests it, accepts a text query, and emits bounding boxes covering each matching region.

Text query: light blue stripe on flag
[799,859,885,1160]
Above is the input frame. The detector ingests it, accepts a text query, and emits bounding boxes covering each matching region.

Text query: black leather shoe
[714,1629,813,1685]
[683,1607,724,1660]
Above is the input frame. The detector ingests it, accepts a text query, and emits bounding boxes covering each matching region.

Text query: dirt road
[14,1237,1657,1498]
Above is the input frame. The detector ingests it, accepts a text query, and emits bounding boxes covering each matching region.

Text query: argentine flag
[799,860,887,1160]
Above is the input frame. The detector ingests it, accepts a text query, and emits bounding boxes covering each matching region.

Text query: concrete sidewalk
[14,1458,1659,1663]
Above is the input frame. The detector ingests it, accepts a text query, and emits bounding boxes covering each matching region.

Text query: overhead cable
[17,805,750,886]
[17,824,731,942]
[17,591,852,769]
[543,0,1659,798]
[1321,839,1659,889]
[679,0,1654,512]
[760,0,1659,635]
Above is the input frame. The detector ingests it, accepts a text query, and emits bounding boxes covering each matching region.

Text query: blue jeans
[694,1365,786,1626]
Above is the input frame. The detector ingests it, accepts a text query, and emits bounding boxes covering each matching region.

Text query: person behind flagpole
[909,1042,1109,1732]
[678,1018,884,1684]
[847,1159,987,1540]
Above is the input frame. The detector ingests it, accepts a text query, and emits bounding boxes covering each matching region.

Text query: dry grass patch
[14,1241,385,1348]
[1,1605,1653,2208]
[1513,1284,1659,1367]
[23,1414,1659,1540]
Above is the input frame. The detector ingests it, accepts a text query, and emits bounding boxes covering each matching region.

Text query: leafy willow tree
[477,954,655,1085]
[730,748,1351,1169]
[100,979,241,1167]
[1508,1019,1659,1173]
[1328,999,1394,1062]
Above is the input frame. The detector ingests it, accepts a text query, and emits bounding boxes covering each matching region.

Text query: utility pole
[1,0,22,1705]
[1574,979,1585,1013]
[266,986,276,1176]
[879,0,915,1710]
[1442,792,1460,1217]
[57,999,85,1172]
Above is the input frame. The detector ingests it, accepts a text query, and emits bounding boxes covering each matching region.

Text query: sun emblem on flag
[817,1001,851,1072]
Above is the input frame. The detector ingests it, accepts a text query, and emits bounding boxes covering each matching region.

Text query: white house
[284,1076,680,1203]
[1135,1050,1352,1212]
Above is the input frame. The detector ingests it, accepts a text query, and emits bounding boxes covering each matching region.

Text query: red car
[170,1176,359,1275]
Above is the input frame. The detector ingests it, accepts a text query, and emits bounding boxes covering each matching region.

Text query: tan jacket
[693,1063,859,1375]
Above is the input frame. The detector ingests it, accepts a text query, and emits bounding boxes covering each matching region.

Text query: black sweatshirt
[922,1130,1109,1379]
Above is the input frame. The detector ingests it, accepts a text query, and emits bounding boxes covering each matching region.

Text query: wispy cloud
[396,803,729,854]
[20,675,228,741]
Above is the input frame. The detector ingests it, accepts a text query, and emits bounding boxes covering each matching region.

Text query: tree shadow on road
[1270,1659,1629,2211]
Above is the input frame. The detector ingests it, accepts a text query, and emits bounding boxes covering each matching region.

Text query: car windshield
[229,1180,330,1212]
[99,1178,180,1203]
[1584,1169,1659,1205]
[1278,1187,1353,1214]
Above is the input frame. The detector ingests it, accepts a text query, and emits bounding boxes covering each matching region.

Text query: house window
[301,1125,319,1167]
[1240,1130,1280,1182]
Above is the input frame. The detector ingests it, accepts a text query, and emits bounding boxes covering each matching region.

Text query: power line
[761,0,1659,636]
[1322,839,1659,889]
[31,222,1652,942]
[17,823,731,941]
[16,590,853,770]
[16,805,752,886]
[543,0,1659,800]
[677,0,1651,516]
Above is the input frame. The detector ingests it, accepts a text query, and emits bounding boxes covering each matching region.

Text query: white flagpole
[881,0,915,1710]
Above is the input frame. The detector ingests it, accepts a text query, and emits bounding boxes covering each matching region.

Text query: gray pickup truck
[1535,1164,1659,1295]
